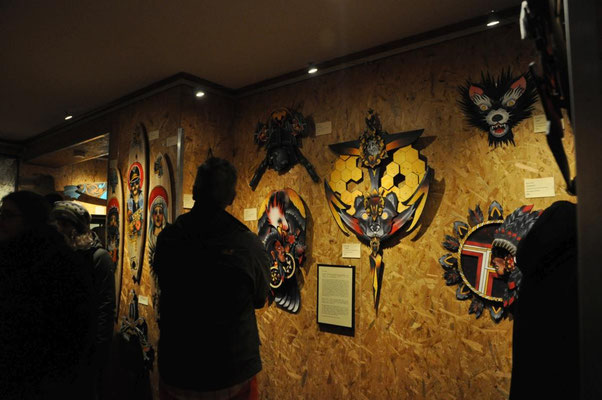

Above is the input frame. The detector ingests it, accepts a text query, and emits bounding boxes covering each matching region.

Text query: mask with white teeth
[459,70,538,147]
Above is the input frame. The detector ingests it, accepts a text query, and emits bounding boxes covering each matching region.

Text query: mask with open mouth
[459,70,537,147]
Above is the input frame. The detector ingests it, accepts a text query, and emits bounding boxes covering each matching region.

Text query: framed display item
[317,264,355,332]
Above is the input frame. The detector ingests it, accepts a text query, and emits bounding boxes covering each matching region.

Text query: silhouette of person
[510,201,578,399]
[50,201,116,400]
[154,157,270,400]
[0,191,95,399]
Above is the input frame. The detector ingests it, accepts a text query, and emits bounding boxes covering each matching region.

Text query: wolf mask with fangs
[459,70,537,147]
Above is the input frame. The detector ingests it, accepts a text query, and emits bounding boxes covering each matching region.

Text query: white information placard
[524,177,556,198]
[148,129,160,141]
[166,135,178,147]
[183,193,195,209]
[317,264,354,329]
[533,115,549,133]
[138,295,149,306]
[244,208,258,221]
[342,243,361,259]
[315,121,332,136]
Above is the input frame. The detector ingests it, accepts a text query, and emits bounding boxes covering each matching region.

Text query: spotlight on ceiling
[308,65,318,74]
[486,10,500,27]
[195,90,205,98]
[64,111,73,121]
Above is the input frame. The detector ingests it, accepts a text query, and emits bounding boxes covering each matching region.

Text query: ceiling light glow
[195,90,205,98]
[486,10,499,27]
[308,67,318,74]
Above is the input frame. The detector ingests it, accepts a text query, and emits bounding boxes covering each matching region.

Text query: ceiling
[0,0,520,143]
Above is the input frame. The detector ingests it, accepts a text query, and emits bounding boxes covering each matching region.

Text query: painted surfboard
[106,166,124,317]
[125,123,148,284]
[146,153,173,318]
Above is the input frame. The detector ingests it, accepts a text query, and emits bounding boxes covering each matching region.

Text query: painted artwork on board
[325,109,432,312]
[107,166,124,318]
[250,107,319,190]
[439,201,542,322]
[147,153,173,318]
[64,182,108,200]
[125,123,148,284]
[258,188,307,313]
[458,70,537,147]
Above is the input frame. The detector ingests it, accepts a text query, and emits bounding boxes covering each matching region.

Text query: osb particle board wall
[112,85,236,399]
[213,25,576,400]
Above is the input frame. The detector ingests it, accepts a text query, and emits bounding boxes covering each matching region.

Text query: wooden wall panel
[17,23,577,400]
[219,25,576,400]
[113,86,184,399]
[112,86,235,399]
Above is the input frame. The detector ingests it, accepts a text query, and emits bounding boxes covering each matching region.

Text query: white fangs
[490,123,508,137]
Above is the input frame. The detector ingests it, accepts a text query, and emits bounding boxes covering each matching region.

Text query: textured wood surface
[222,25,575,400]
[19,23,577,400]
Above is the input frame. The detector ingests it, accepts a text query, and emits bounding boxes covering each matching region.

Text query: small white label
[109,159,118,169]
[94,206,106,215]
[166,135,178,147]
[533,115,549,133]
[315,121,332,136]
[138,295,149,306]
[148,130,160,141]
[183,194,194,209]
[244,208,258,221]
[524,177,556,198]
[342,243,361,259]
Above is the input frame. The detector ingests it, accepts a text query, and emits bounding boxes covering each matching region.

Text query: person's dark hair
[2,190,50,228]
[192,157,237,207]
[44,192,64,207]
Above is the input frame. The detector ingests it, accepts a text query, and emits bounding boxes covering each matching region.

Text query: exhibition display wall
[34,24,576,399]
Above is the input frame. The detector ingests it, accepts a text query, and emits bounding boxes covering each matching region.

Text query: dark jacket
[80,232,116,348]
[510,201,578,399]
[155,202,270,391]
[0,225,96,399]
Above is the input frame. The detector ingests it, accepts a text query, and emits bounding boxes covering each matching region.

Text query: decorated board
[458,69,537,147]
[250,108,319,190]
[258,188,307,313]
[125,123,149,284]
[440,201,542,322]
[325,110,432,312]
[147,153,173,317]
[64,182,108,201]
[107,166,124,316]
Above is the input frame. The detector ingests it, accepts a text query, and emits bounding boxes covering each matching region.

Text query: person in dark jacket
[50,200,116,399]
[510,201,579,399]
[154,157,271,400]
[0,191,96,399]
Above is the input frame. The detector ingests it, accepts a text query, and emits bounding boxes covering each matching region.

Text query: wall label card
[244,208,258,221]
[148,129,160,141]
[524,177,555,198]
[315,121,332,136]
[342,243,361,259]
[166,135,178,147]
[317,264,355,331]
[138,295,149,306]
[532,114,549,133]
[183,193,194,209]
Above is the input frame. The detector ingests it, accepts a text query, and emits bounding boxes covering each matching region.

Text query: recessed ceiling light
[195,90,205,98]
[308,67,318,74]
[64,112,73,120]
[487,10,499,27]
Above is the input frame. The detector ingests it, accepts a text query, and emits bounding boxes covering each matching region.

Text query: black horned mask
[459,70,537,147]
